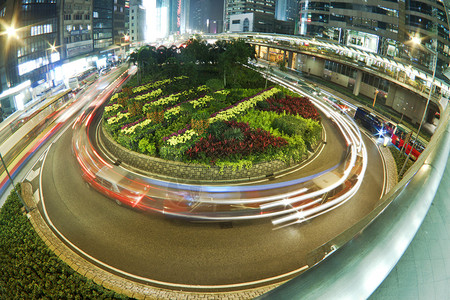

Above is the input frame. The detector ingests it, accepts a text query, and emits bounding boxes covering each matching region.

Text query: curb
[20,181,281,299]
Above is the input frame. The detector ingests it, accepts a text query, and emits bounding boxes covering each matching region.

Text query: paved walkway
[370,152,450,300]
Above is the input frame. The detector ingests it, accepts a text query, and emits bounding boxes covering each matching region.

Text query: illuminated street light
[411,36,421,45]
[5,26,17,38]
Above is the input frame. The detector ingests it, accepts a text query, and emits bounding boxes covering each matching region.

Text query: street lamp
[45,44,59,87]
[6,26,17,38]
[399,36,438,177]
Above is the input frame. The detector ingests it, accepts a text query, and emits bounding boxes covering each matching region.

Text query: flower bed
[131,75,187,95]
[186,120,287,160]
[209,87,281,123]
[102,76,323,173]
[258,95,321,121]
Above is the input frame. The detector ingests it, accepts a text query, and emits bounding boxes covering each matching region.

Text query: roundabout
[33,64,389,292]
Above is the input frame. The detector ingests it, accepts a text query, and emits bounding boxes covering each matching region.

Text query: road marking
[361,131,387,199]
[26,168,40,182]
[33,188,40,204]
[41,129,312,290]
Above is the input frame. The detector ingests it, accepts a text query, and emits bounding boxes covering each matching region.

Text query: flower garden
[103,74,323,171]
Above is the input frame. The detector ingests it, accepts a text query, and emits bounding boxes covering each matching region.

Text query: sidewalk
[370,153,450,299]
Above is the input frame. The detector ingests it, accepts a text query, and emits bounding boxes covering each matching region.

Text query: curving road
[35,77,386,290]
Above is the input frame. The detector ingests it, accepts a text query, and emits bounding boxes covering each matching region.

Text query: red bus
[391,124,427,161]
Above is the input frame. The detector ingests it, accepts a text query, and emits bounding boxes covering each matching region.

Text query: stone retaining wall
[100,123,297,181]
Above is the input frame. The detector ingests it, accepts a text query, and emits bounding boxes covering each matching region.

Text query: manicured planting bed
[0,187,127,299]
[103,76,322,173]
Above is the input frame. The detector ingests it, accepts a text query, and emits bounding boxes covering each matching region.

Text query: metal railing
[258,103,449,299]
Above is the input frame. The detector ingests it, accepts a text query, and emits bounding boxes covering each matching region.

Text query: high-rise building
[113,0,126,45]
[129,0,146,43]
[224,0,293,34]
[275,0,298,22]
[224,0,276,32]
[0,0,60,89]
[180,0,189,34]
[93,0,114,50]
[190,0,223,33]
[58,0,94,60]
[298,0,450,73]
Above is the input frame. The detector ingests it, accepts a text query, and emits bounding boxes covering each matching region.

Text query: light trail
[72,67,369,223]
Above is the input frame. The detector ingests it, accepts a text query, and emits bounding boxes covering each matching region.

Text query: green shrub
[206,78,224,91]
[256,100,270,110]
[207,121,230,140]
[0,186,128,299]
[272,115,307,136]
[223,127,244,141]
[138,138,157,155]
[388,146,414,180]
[160,145,188,161]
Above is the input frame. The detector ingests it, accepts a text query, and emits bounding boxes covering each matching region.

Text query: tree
[218,39,257,87]
[156,46,168,65]
[129,52,138,65]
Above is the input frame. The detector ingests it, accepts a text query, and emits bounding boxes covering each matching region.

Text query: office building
[275,0,298,22]
[224,0,294,34]
[93,0,114,50]
[190,0,223,33]
[298,0,450,73]
[113,0,126,45]
[129,0,146,43]
[58,0,94,60]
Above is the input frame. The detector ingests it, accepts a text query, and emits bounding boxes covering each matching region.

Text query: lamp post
[45,44,57,88]
[399,36,438,177]
[372,89,379,107]
[0,153,30,212]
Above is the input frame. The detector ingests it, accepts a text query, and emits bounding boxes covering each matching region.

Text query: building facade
[190,0,223,33]
[113,0,125,45]
[93,0,113,50]
[224,0,294,34]
[129,0,146,43]
[275,0,298,22]
[59,0,93,60]
[298,0,450,73]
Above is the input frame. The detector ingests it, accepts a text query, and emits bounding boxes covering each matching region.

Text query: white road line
[361,131,387,199]
[33,188,40,204]
[42,127,312,289]
[26,168,40,182]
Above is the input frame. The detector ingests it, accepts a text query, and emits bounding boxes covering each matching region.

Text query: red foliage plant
[186,120,287,160]
[260,95,321,121]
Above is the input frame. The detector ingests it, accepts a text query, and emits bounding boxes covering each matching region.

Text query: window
[64,14,71,20]
[93,11,99,18]
[232,19,240,24]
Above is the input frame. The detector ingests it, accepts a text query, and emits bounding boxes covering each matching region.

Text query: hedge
[0,186,129,299]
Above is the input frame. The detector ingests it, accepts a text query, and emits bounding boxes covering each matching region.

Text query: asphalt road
[38,90,385,289]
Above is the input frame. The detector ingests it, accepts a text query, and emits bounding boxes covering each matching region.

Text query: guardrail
[257,102,449,298]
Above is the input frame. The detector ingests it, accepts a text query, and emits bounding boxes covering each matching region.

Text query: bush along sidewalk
[388,146,414,181]
[0,185,129,299]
